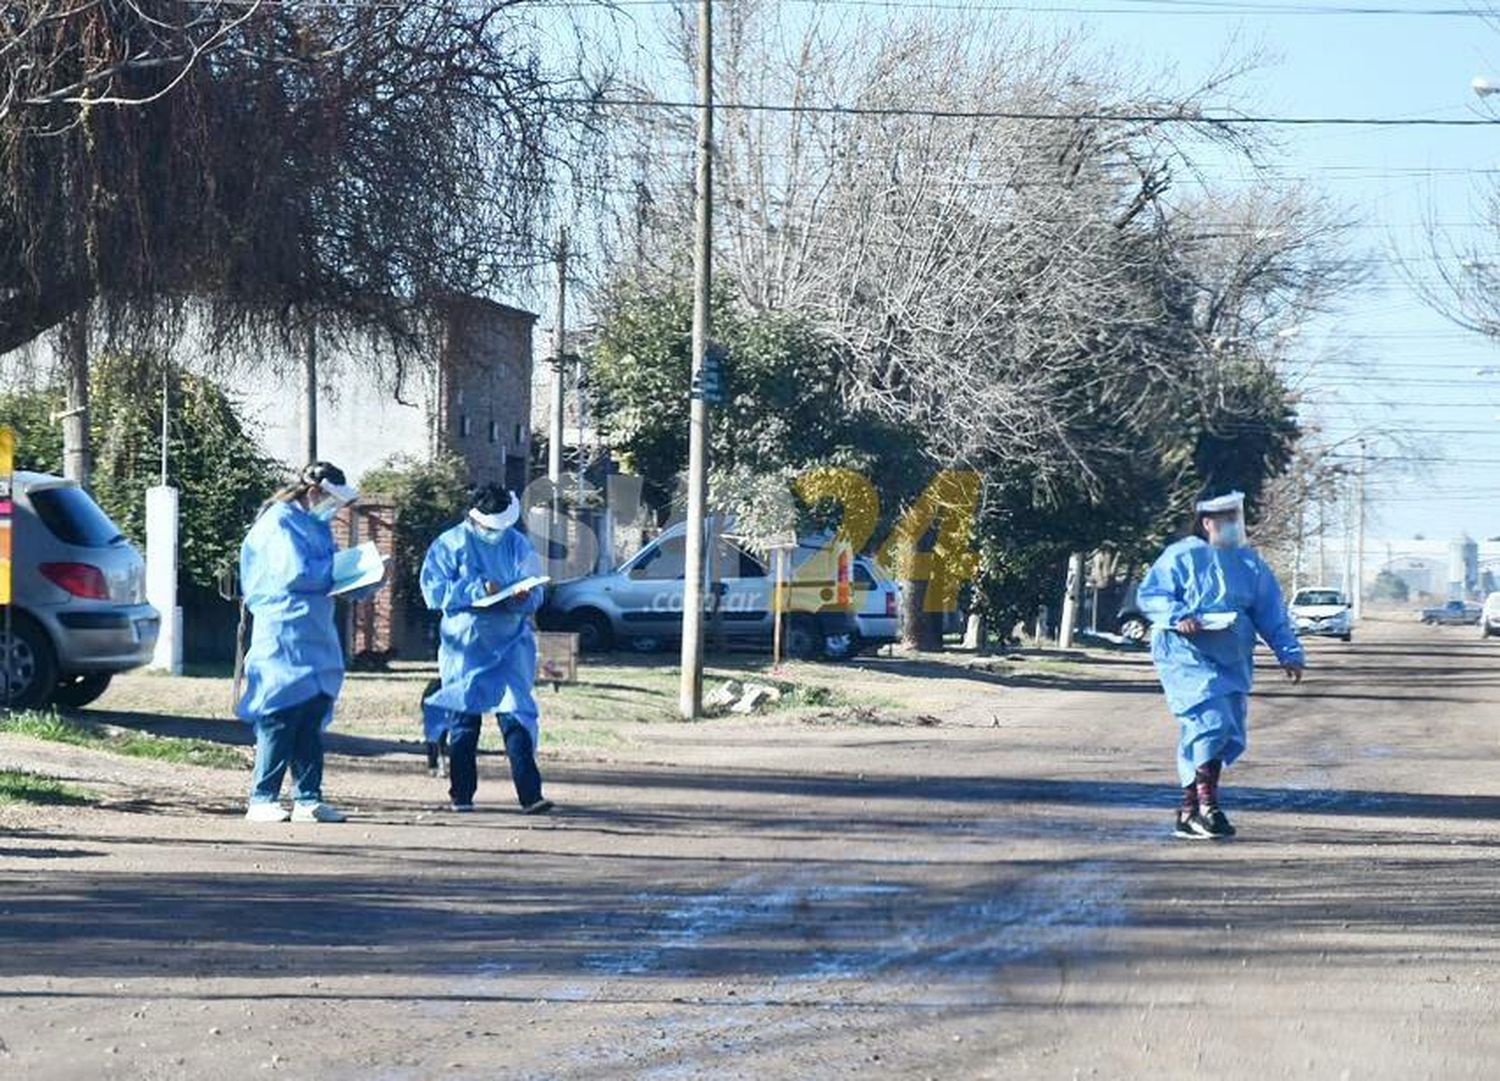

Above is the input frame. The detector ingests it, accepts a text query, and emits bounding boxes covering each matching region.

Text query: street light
[1474,76,1500,97]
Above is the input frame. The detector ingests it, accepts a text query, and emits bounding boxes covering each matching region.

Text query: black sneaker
[1175,810,1210,840]
[522,798,555,816]
[1197,805,1236,838]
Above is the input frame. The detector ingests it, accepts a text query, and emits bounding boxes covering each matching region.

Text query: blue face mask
[473,524,506,545]
[310,498,340,523]
[1213,520,1246,548]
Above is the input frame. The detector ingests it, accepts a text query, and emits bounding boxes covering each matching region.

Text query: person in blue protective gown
[420,485,553,815]
[237,462,364,823]
[1137,489,1305,840]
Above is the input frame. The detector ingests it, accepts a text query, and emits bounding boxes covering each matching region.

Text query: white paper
[1199,611,1239,631]
[330,542,388,597]
[472,574,551,608]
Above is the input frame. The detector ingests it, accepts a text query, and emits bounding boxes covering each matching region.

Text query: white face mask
[310,497,341,522]
[473,523,506,545]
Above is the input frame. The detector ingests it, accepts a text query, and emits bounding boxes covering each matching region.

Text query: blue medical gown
[1136,537,1304,717]
[419,522,545,741]
[236,502,344,726]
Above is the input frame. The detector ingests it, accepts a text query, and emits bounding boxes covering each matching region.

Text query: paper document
[473,575,551,608]
[330,542,388,597]
[1198,611,1239,631]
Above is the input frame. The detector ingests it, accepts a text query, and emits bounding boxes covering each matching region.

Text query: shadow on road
[536,764,1500,822]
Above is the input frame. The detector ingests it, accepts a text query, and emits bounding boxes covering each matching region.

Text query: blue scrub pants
[1175,693,1248,787]
[249,694,331,805]
[447,713,543,808]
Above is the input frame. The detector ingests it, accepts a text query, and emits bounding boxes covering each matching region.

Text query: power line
[583,95,1500,127]
[538,0,1500,15]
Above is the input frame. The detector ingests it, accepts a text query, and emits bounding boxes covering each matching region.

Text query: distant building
[0,296,538,491]
[1363,535,1500,601]
[224,296,537,490]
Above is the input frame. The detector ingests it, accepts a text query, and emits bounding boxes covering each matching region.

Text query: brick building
[432,296,536,493]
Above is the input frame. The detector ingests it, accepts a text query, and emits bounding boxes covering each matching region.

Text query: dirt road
[2,620,1498,1079]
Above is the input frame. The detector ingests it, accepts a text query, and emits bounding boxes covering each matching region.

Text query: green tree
[0,354,281,590]
[1372,570,1410,603]
[358,453,473,612]
[589,281,923,517]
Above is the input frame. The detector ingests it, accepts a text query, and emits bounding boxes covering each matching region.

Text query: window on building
[488,420,499,444]
[514,423,525,446]
[459,414,471,438]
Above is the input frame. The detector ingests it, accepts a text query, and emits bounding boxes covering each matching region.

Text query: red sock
[1195,760,1223,810]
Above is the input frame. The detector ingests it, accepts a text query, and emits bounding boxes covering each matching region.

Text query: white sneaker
[291,801,347,823]
[245,802,290,823]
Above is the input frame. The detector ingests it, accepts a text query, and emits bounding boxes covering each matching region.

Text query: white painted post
[1058,552,1085,649]
[145,485,182,674]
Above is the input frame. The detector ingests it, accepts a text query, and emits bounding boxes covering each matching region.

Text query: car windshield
[627,537,686,580]
[1294,591,1343,607]
[28,486,126,548]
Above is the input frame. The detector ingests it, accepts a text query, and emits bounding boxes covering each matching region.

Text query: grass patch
[0,711,246,769]
[0,769,93,805]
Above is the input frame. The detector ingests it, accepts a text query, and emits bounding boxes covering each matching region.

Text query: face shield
[1196,491,1247,549]
[310,478,359,522]
[467,496,520,543]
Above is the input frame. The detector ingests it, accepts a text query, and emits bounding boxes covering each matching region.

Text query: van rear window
[29,487,126,548]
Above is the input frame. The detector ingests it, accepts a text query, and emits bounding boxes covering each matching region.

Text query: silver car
[541,525,867,658]
[4,471,159,709]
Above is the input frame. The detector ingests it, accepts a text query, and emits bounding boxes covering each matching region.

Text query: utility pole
[1342,474,1355,605]
[160,365,170,486]
[1317,496,1327,585]
[303,323,318,464]
[679,0,713,720]
[60,311,90,485]
[1354,438,1367,620]
[548,226,569,521]
[1293,495,1305,595]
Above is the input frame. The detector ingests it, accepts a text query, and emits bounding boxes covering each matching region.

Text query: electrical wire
[579,95,1500,127]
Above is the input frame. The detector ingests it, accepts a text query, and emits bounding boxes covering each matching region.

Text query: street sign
[691,345,728,405]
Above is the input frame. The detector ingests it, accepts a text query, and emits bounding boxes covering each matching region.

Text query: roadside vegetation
[0,769,93,806]
[0,712,247,769]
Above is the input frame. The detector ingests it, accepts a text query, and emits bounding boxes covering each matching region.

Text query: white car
[1480,593,1500,638]
[851,556,900,649]
[1288,587,1352,642]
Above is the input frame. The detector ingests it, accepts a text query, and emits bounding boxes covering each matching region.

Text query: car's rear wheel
[784,617,820,660]
[0,612,59,710]
[53,673,114,710]
[568,609,615,653]
[1119,615,1149,643]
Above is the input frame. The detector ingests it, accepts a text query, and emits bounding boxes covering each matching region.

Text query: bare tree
[600,1,1353,645]
[2,0,600,481]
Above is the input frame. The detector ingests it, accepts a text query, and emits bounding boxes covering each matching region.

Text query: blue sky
[552,0,1500,543]
[1028,0,1500,543]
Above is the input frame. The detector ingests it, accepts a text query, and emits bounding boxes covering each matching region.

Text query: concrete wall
[229,349,433,484]
[1,299,536,491]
